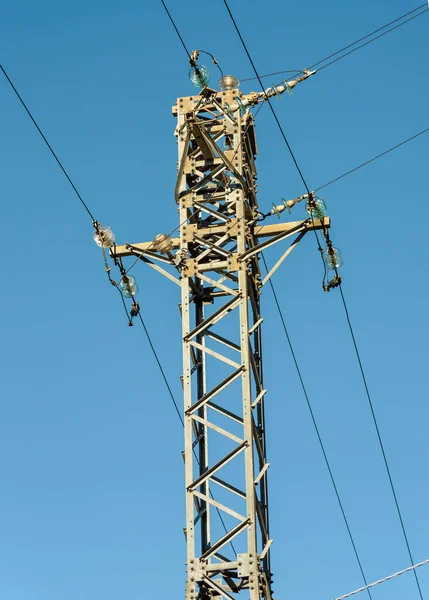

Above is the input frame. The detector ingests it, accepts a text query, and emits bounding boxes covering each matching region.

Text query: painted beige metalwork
[113,82,328,600]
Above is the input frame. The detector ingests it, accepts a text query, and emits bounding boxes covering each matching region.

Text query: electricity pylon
[113,69,328,600]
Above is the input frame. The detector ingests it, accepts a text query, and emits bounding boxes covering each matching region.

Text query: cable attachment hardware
[228,69,316,113]
[308,192,343,291]
[323,274,342,292]
[130,302,140,318]
[190,50,199,67]
[174,248,189,271]
[117,257,127,277]
[119,274,139,298]
[153,233,175,262]
[111,243,119,266]
[93,221,115,248]
[219,75,240,91]
[306,192,327,220]
[128,301,140,327]
[302,68,317,78]
[189,49,223,89]
[323,242,343,270]
[189,64,209,89]
[93,220,118,284]
[128,301,140,326]
[271,194,308,218]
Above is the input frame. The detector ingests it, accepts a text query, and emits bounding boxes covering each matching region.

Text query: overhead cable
[137,313,184,425]
[334,558,429,600]
[261,255,373,599]
[337,284,424,600]
[222,0,311,194]
[316,7,428,74]
[0,64,95,222]
[159,0,193,61]
[241,4,428,82]
[315,127,429,191]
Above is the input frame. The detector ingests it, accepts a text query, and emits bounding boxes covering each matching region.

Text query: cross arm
[111,218,330,258]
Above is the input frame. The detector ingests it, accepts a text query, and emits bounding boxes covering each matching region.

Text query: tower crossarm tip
[229,68,316,112]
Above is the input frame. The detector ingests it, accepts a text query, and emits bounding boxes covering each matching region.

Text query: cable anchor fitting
[130,302,140,318]
[93,221,115,249]
[323,274,342,292]
[190,50,199,67]
[306,192,328,220]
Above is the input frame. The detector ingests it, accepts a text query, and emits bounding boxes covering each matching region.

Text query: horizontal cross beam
[111,217,330,257]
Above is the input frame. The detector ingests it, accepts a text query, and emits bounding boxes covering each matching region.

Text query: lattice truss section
[173,87,326,600]
[175,87,271,600]
[113,85,329,600]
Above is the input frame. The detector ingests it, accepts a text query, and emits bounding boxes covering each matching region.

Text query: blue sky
[0,1,428,599]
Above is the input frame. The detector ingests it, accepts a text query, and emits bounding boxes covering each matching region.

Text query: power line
[241,4,428,82]
[261,256,373,599]
[222,0,311,195]
[0,61,180,425]
[312,3,427,71]
[159,0,192,61]
[222,2,425,598]
[334,558,429,600]
[137,313,184,425]
[315,127,429,191]
[337,284,424,599]
[317,7,428,74]
[0,64,96,222]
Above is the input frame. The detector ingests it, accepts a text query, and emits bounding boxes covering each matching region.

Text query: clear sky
[0,1,428,599]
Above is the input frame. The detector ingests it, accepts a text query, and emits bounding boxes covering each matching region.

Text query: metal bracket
[188,558,204,583]
[227,217,240,237]
[237,553,250,578]
[227,253,239,272]
[177,96,199,115]
[182,223,198,243]
[180,195,194,209]
[183,258,196,278]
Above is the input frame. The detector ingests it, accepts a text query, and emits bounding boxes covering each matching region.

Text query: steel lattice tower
[113,72,326,600]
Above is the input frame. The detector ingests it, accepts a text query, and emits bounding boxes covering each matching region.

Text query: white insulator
[153,233,174,254]
[93,225,115,248]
